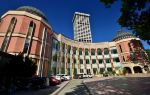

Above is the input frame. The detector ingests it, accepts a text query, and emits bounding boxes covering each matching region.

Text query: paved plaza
[84,75,150,95]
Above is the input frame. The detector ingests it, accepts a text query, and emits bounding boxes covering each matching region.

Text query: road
[58,79,91,95]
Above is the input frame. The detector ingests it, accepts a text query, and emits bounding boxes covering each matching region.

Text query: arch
[123,67,132,74]
[133,66,142,73]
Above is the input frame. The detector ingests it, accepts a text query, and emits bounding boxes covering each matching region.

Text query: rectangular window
[111,49,117,54]
[86,59,89,64]
[92,59,96,64]
[98,59,103,64]
[80,59,83,64]
[105,59,110,63]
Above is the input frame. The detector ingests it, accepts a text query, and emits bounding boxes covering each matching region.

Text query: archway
[124,67,132,74]
[133,66,142,73]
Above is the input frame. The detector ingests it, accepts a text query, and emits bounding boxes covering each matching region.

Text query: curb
[51,81,70,95]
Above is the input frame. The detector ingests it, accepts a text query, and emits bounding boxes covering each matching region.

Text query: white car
[87,74,93,78]
[57,74,70,81]
[55,75,61,81]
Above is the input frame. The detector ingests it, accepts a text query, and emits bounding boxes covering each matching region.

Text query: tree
[146,49,150,62]
[0,51,37,91]
[100,0,150,45]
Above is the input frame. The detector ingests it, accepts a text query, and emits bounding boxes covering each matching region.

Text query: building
[0,6,149,77]
[73,12,92,43]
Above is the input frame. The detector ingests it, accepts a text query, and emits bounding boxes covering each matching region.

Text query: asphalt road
[58,79,91,95]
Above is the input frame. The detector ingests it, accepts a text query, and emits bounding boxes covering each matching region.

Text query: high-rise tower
[73,12,92,43]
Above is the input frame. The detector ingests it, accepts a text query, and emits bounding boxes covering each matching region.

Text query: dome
[113,31,135,41]
[16,6,48,22]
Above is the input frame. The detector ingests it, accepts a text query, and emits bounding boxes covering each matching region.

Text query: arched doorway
[124,67,132,74]
[133,66,142,73]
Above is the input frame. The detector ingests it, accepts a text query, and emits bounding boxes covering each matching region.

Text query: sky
[0,0,149,49]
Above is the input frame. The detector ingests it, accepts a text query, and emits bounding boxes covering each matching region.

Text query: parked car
[74,73,87,79]
[55,75,63,82]
[57,74,70,81]
[49,76,61,86]
[30,76,49,89]
[87,74,93,78]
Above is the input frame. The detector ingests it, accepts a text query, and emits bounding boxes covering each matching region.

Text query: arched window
[1,17,17,51]
[23,21,36,54]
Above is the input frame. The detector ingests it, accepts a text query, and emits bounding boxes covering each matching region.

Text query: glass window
[23,21,36,54]
[91,49,95,55]
[79,48,82,55]
[104,48,109,55]
[111,49,117,54]
[73,47,76,55]
[105,59,110,63]
[97,48,102,55]
[98,59,103,64]
[74,58,76,63]
[92,59,96,64]
[80,59,83,64]
[85,49,88,55]
[119,45,123,53]
[86,59,89,64]
[1,17,17,51]
[113,57,120,62]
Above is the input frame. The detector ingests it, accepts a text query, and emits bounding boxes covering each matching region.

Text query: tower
[73,12,92,43]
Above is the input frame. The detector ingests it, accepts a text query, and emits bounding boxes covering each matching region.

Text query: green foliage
[146,49,150,61]
[100,0,150,45]
[0,52,37,90]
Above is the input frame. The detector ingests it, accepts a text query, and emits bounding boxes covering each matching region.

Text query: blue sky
[0,0,149,49]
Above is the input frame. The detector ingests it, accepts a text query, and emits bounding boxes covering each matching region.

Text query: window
[107,68,112,72]
[23,21,36,54]
[111,49,117,54]
[74,58,76,63]
[97,48,102,55]
[85,49,88,55]
[79,48,82,55]
[105,59,110,63]
[80,69,83,73]
[92,59,96,64]
[68,58,70,63]
[80,59,83,64]
[104,48,109,55]
[113,57,120,62]
[128,43,132,51]
[67,45,71,54]
[119,45,123,53]
[1,17,17,51]
[98,59,103,64]
[123,56,125,62]
[86,59,89,64]
[73,47,76,55]
[91,49,95,55]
